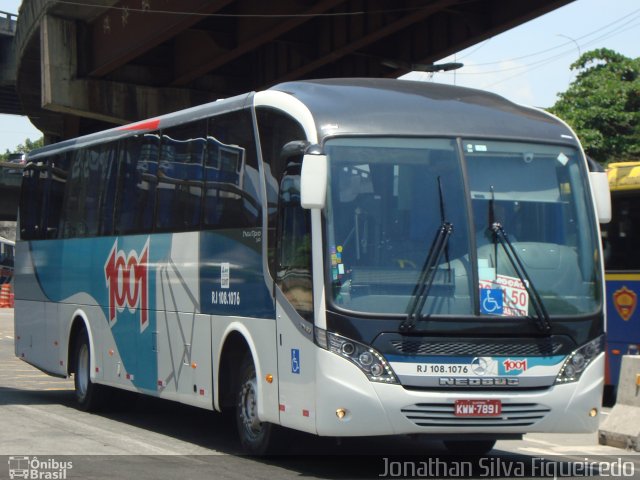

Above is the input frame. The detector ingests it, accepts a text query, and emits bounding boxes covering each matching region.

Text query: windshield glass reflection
[324,137,602,318]
[324,138,472,316]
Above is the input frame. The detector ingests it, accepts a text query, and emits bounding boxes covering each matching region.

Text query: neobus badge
[104,238,150,331]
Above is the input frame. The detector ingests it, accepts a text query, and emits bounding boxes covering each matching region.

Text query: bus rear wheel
[73,331,102,411]
[235,355,279,455]
[443,439,496,455]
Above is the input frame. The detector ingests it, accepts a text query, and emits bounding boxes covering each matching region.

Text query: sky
[0,0,639,153]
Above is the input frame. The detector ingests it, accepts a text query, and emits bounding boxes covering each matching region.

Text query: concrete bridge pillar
[41,14,214,126]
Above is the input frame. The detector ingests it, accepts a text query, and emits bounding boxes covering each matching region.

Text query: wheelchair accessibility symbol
[480,288,503,315]
[291,349,301,374]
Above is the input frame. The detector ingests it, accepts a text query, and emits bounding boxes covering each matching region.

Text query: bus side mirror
[300,154,327,210]
[589,171,611,224]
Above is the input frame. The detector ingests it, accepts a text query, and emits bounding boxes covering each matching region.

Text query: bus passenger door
[274,161,317,434]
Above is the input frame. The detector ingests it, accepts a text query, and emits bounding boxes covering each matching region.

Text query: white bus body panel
[254,89,324,431]
[274,290,318,434]
[154,232,213,408]
[212,318,279,423]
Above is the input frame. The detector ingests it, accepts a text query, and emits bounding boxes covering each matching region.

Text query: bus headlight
[555,335,604,384]
[315,328,398,384]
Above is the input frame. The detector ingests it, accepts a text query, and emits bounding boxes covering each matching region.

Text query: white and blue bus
[15,79,611,455]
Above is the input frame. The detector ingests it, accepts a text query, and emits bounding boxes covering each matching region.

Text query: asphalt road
[0,308,638,480]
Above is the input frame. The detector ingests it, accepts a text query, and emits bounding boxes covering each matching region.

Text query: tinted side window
[255,107,306,279]
[115,133,160,235]
[204,110,261,229]
[19,161,48,240]
[276,162,313,320]
[60,151,84,238]
[0,243,14,267]
[60,144,118,238]
[603,192,640,271]
[156,121,206,232]
[47,154,70,239]
[99,144,119,236]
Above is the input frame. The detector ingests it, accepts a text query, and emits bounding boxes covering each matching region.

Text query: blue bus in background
[601,161,640,402]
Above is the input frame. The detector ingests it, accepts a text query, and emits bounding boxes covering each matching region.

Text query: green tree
[0,136,44,161]
[549,48,640,165]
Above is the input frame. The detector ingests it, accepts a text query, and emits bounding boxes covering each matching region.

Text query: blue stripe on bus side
[33,235,166,390]
[29,230,274,391]
[199,228,275,319]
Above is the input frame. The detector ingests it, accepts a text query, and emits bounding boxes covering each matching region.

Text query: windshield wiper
[400,223,453,331]
[490,222,552,333]
[400,177,452,332]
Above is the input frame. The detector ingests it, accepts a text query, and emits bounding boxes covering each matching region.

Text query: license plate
[454,399,502,417]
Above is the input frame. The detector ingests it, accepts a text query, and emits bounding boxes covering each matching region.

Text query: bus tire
[443,439,496,455]
[73,331,102,411]
[235,354,279,455]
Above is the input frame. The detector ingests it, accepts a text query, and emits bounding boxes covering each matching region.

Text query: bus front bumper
[314,348,604,437]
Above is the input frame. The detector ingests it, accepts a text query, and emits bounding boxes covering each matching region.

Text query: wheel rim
[239,377,263,440]
[76,343,89,400]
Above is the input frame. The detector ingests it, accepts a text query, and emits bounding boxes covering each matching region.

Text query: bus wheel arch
[218,330,252,411]
[67,313,91,377]
[66,313,102,411]
[217,329,282,455]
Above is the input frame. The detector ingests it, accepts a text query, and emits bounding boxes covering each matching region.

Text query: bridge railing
[0,11,17,36]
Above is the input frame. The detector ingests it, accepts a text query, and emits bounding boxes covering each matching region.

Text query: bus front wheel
[235,355,279,455]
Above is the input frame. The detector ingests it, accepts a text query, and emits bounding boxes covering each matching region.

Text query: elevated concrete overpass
[7,0,572,142]
[0,0,573,221]
[0,11,22,222]
[0,11,21,116]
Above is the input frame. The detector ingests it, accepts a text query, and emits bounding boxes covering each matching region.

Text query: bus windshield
[324,137,601,318]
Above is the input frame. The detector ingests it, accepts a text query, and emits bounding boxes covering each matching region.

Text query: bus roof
[27,78,578,160]
[270,78,577,145]
[607,161,640,192]
[26,92,252,160]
